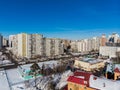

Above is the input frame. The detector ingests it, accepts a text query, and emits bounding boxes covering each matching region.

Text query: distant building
[108,33,119,43]
[100,34,107,46]
[99,46,120,58]
[0,34,3,49]
[70,40,78,52]
[67,70,120,90]
[74,58,105,71]
[92,37,100,51]
[3,37,9,47]
[9,35,15,48]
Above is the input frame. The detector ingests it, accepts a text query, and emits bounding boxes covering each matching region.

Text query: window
[84,87,87,90]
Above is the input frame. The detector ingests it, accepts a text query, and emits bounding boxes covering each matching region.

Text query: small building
[114,64,120,80]
[67,70,120,90]
[106,64,120,80]
[67,71,97,90]
[74,58,105,71]
[18,61,58,80]
[114,68,120,80]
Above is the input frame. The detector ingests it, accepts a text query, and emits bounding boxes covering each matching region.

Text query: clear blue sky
[0,0,120,39]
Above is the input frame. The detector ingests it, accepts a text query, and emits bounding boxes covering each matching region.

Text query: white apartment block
[100,46,120,58]
[54,38,63,55]
[44,38,52,56]
[92,37,100,50]
[70,41,78,52]
[9,35,15,47]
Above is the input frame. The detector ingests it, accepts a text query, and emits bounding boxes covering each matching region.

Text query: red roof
[67,71,91,87]
[114,68,120,73]
[67,76,85,85]
[74,71,91,81]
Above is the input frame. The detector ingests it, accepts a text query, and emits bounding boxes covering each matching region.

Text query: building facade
[67,71,120,90]
[44,38,64,57]
[100,34,107,46]
[99,46,120,58]
[11,33,43,58]
[74,58,105,71]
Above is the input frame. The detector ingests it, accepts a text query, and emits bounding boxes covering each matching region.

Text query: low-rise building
[67,71,120,90]
[74,58,105,71]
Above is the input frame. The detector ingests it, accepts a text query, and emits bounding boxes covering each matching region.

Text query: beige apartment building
[11,33,43,58]
[44,38,64,57]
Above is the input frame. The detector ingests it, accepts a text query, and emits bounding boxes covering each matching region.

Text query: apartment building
[100,34,107,46]
[31,34,43,58]
[11,33,43,58]
[99,46,120,58]
[44,38,64,57]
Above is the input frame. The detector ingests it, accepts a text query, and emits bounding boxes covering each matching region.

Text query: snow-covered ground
[0,60,70,90]
[0,69,10,90]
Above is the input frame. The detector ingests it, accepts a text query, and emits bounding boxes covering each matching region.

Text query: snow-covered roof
[19,60,58,71]
[89,75,120,90]
[80,58,103,64]
[106,64,120,73]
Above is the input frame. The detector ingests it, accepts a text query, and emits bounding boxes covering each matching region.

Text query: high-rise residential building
[11,33,43,58]
[77,39,89,52]
[9,35,15,47]
[92,37,100,51]
[70,40,78,52]
[0,34,3,49]
[108,33,119,43]
[3,37,9,47]
[54,38,64,55]
[100,34,107,46]
[44,38,64,57]
[44,38,53,57]
[99,46,120,58]
[12,33,31,58]
[31,34,43,57]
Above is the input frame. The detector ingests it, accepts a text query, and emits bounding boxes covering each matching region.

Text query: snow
[6,69,24,85]
[0,60,11,65]
[56,70,73,89]
[20,60,58,71]
[106,63,113,73]
[0,69,10,90]
[0,60,71,90]
[90,75,120,90]
[82,58,103,64]
[115,64,120,69]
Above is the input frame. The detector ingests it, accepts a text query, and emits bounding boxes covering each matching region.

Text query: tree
[30,62,40,89]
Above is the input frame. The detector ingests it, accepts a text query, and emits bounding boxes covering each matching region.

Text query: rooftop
[79,58,103,64]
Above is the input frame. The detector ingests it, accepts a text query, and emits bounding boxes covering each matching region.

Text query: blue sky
[0,0,120,39]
